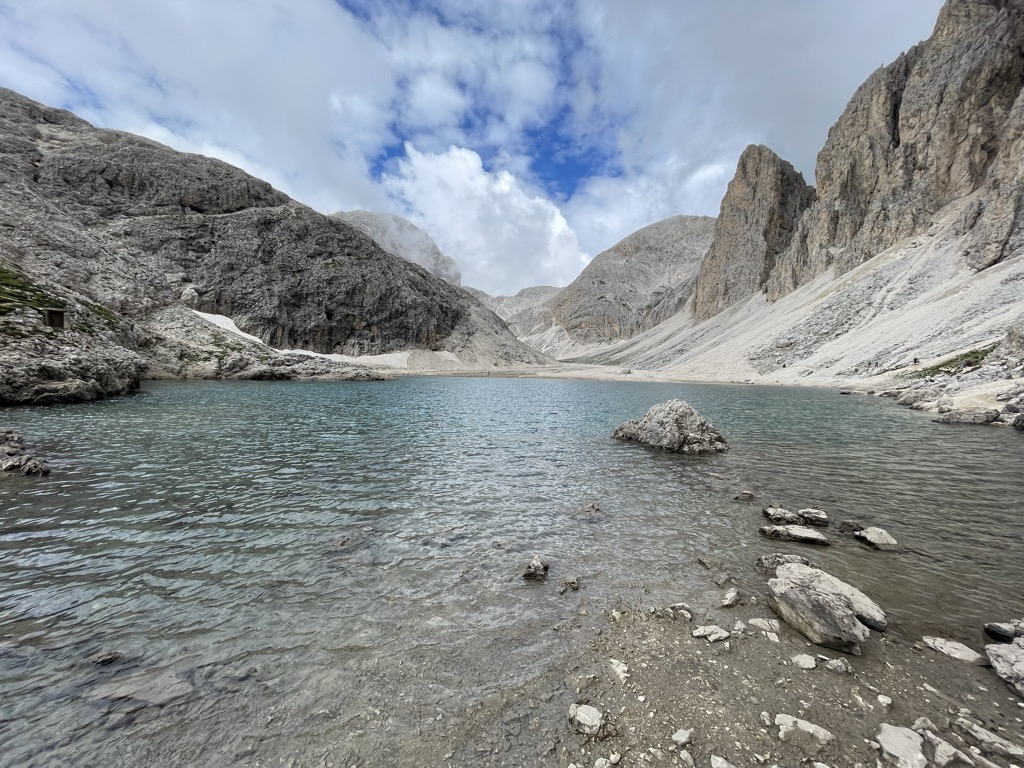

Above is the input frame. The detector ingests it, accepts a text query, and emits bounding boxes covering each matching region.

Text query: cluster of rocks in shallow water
[883,368,1024,430]
[612,400,728,455]
[0,429,48,476]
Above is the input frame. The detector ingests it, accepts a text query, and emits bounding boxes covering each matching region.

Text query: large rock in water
[692,144,815,321]
[768,564,886,654]
[612,400,728,454]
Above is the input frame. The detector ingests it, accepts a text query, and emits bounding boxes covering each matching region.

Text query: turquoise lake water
[1,376,1022,765]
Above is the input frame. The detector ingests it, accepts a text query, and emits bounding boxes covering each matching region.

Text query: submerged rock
[755,553,811,576]
[89,669,193,705]
[855,526,899,551]
[523,556,549,581]
[796,508,829,527]
[759,525,831,546]
[762,506,802,525]
[612,400,728,455]
[0,430,49,476]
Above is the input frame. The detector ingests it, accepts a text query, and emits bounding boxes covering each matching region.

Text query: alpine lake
[2,376,1022,766]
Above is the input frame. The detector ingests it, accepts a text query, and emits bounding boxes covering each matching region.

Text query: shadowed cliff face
[0,88,547,394]
[766,0,1024,299]
[692,145,815,322]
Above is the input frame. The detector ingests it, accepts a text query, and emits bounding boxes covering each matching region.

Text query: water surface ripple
[1,377,1021,765]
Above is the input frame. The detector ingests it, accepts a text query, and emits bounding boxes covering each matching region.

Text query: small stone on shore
[922,636,988,666]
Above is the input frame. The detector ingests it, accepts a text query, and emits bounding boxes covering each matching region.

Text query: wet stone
[523,556,549,580]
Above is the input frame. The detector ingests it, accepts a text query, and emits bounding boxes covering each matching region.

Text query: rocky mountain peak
[332,210,462,286]
[692,144,814,321]
[766,0,1024,299]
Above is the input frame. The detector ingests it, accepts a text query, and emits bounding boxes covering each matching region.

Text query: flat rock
[796,508,829,527]
[612,400,728,455]
[776,563,888,631]
[671,728,693,746]
[89,670,192,705]
[876,723,928,768]
[986,637,1024,696]
[791,654,817,670]
[824,657,854,674]
[759,525,831,546]
[762,506,802,524]
[922,636,988,666]
[692,625,730,643]
[933,408,1000,425]
[954,717,1024,758]
[768,573,871,655]
[855,526,899,550]
[775,713,835,751]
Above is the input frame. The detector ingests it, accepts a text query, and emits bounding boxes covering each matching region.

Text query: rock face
[612,399,728,454]
[510,215,715,353]
[0,87,546,404]
[767,0,1024,300]
[692,145,815,321]
[332,210,462,286]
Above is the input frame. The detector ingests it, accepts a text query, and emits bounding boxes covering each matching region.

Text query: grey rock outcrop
[776,563,887,631]
[767,0,1024,299]
[510,215,715,350]
[0,87,546,404]
[692,145,815,321]
[612,399,728,454]
[987,636,1024,696]
[332,210,462,286]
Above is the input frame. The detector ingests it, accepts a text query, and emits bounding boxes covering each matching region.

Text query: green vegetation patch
[910,343,999,378]
[0,265,65,315]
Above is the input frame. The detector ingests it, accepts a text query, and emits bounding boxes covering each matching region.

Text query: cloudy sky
[0,0,944,295]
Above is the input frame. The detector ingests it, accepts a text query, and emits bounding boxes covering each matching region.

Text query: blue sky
[0,0,944,295]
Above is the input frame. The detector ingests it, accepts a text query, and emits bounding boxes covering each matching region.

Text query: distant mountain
[0,88,546,404]
[464,285,562,320]
[332,210,462,286]
[508,215,716,358]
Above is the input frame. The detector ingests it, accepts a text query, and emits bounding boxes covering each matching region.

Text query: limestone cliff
[509,215,715,355]
[767,0,1024,299]
[692,145,814,321]
[332,210,462,286]
[0,88,545,402]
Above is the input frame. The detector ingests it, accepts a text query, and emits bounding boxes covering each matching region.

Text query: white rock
[721,588,740,607]
[692,625,730,643]
[671,728,693,746]
[609,753,621,765]
[595,759,609,768]
[855,526,899,550]
[791,654,817,670]
[569,703,605,736]
[923,636,988,665]
[824,657,853,674]
[921,729,976,767]
[678,750,694,768]
[876,723,928,768]
[710,756,736,768]
[775,713,835,751]
[610,658,629,684]
[776,563,888,631]
[750,618,780,632]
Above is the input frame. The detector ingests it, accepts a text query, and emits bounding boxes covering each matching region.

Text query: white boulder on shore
[612,400,728,454]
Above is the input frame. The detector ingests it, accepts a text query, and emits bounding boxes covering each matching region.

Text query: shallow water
[1,377,1022,765]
